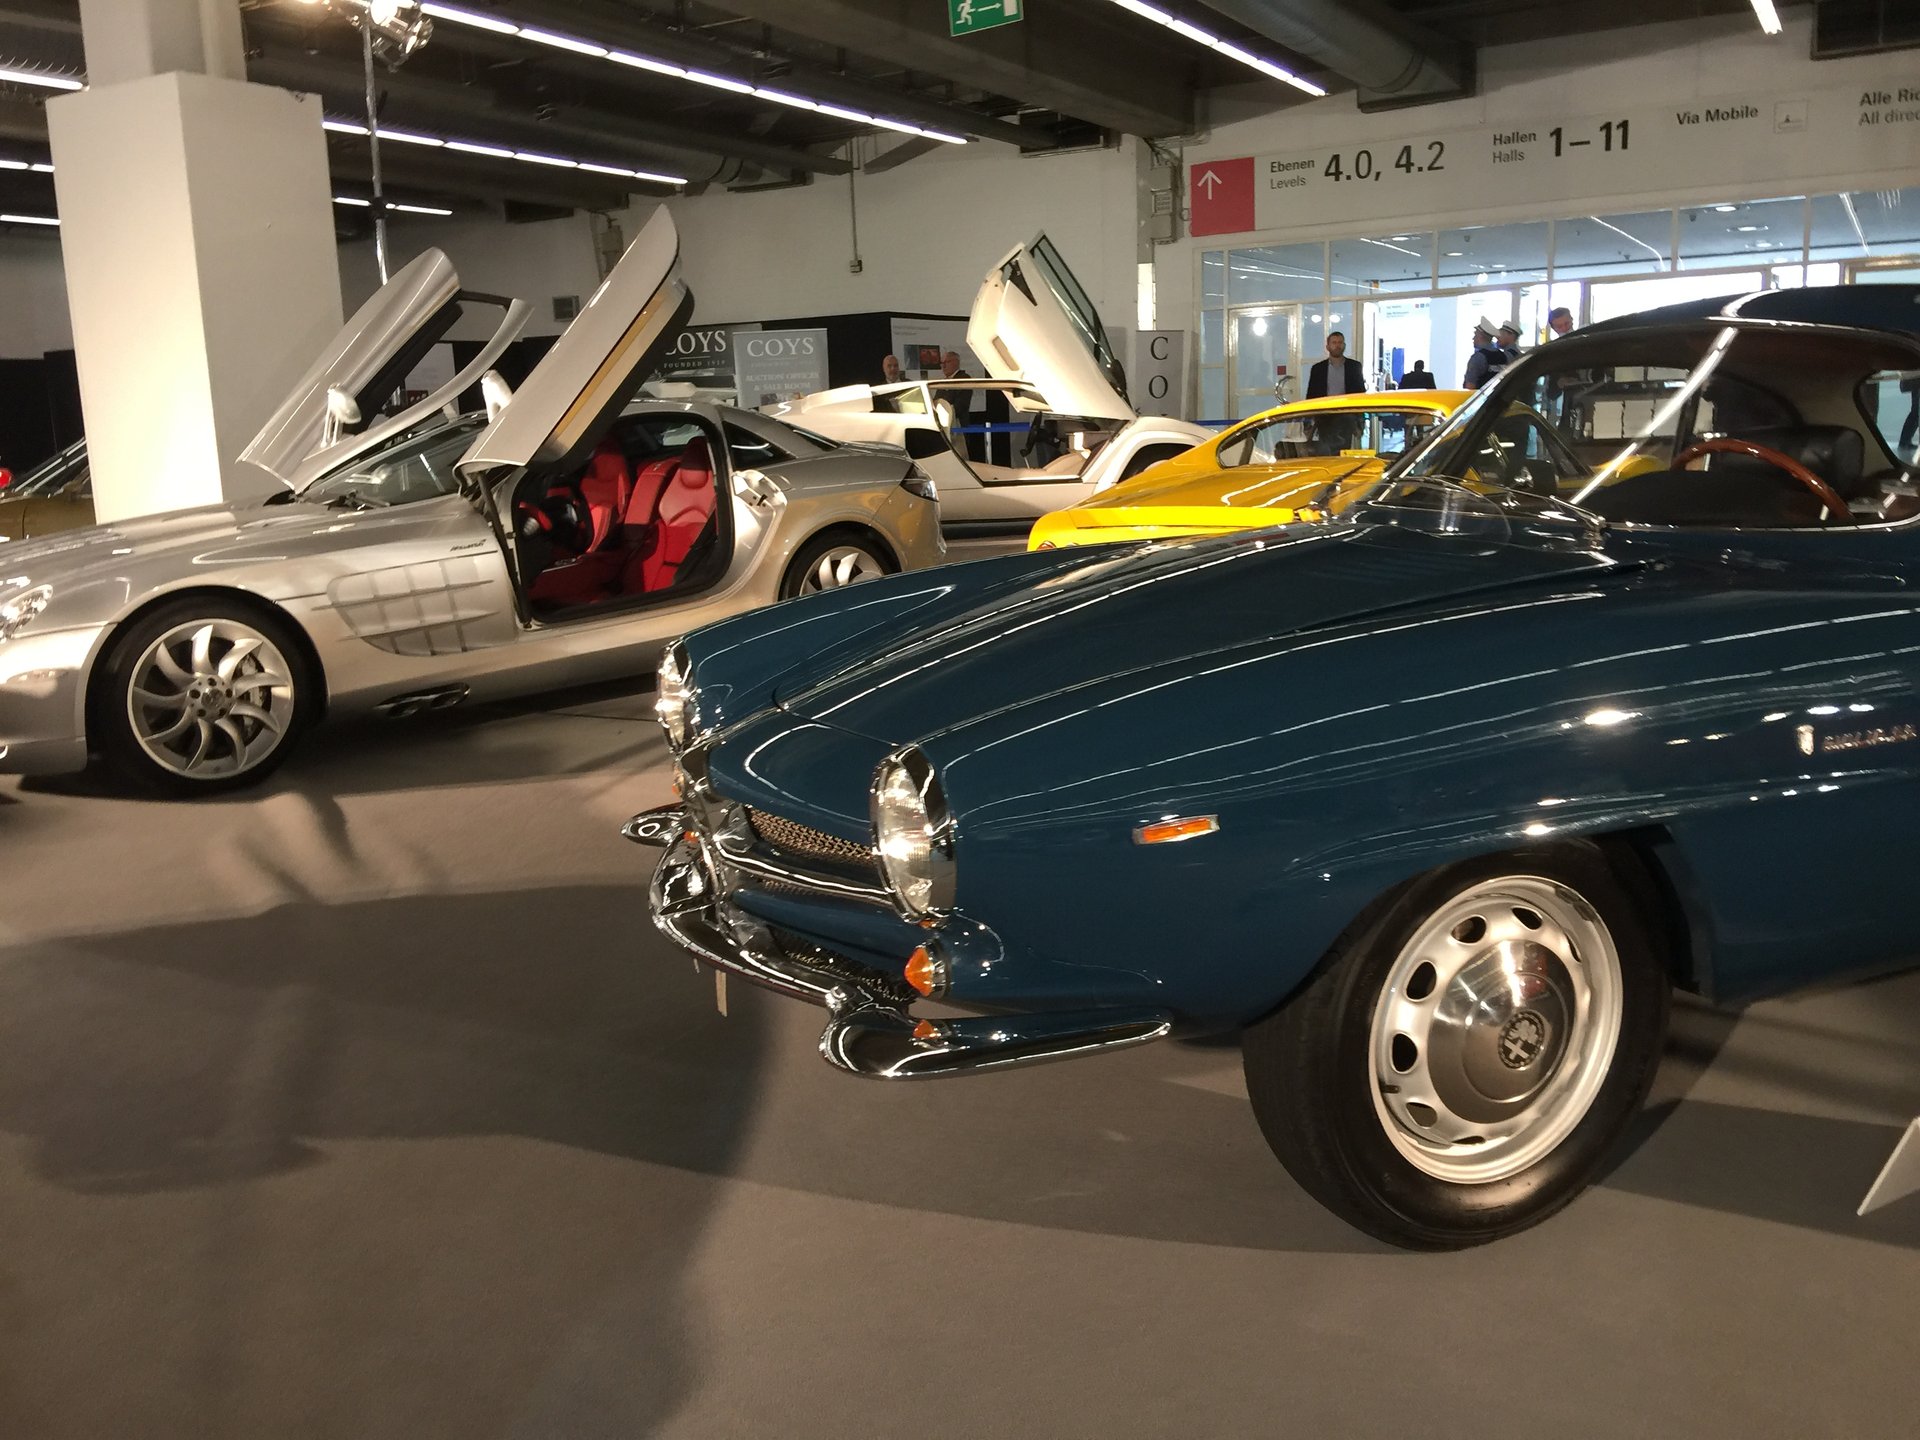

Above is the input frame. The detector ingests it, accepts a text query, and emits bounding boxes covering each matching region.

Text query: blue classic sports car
[631,286,1920,1248]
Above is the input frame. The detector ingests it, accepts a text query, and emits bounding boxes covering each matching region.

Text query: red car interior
[636,437,717,593]
[524,432,720,610]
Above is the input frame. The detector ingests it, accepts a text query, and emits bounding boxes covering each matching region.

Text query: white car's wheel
[1243,844,1670,1249]
[780,533,894,600]
[97,599,311,794]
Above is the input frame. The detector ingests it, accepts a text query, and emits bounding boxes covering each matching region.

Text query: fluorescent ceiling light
[390,202,454,215]
[1,213,58,225]
[0,65,82,91]
[517,27,608,57]
[332,195,373,206]
[420,3,516,35]
[1748,0,1783,35]
[0,159,25,170]
[1358,236,1422,258]
[326,118,690,184]
[682,67,754,95]
[422,5,970,141]
[1104,1,1324,96]
[29,162,52,173]
[754,87,818,111]
[1713,204,1739,212]
[608,50,685,78]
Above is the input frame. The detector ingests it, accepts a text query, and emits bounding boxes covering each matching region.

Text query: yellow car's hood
[1084,453,1385,513]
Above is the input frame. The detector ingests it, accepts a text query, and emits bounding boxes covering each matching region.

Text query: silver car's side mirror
[481,370,514,421]
[321,386,363,447]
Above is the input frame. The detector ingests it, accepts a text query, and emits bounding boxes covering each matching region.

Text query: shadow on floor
[16,676,664,806]
[0,882,766,1439]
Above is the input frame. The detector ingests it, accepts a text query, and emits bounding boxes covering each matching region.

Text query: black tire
[94,597,315,796]
[1243,843,1670,1250]
[779,531,895,601]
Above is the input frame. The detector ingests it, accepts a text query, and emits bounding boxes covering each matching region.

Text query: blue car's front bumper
[631,806,1173,1079]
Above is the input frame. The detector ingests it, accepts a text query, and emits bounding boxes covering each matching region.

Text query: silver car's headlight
[655,639,695,752]
[871,746,956,919]
[0,583,50,643]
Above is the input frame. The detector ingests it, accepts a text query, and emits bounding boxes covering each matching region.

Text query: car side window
[1219,418,1309,467]
[1858,369,1920,470]
[725,423,788,468]
[1469,407,1587,491]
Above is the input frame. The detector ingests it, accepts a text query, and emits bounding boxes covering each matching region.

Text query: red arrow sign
[1188,156,1254,237]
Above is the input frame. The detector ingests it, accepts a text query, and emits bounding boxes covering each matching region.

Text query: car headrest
[675,436,713,484]
[1719,424,1866,498]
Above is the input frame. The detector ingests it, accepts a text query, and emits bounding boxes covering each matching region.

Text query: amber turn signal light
[904,945,946,997]
[912,1019,941,1042]
[1133,815,1219,845]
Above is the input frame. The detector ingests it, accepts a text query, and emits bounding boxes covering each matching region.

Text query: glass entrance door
[1229,305,1300,420]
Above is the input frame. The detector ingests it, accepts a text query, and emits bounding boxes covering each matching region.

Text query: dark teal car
[632,287,1920,1249]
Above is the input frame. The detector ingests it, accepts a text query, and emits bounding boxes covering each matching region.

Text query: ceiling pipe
[1199,0,1474,109]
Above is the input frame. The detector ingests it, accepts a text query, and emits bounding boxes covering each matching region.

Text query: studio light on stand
[295,0,434,281]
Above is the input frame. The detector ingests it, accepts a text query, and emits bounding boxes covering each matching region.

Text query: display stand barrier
[1858,1117,1920,1217]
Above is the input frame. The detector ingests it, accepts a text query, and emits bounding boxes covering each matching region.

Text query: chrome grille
[746,807,871,863]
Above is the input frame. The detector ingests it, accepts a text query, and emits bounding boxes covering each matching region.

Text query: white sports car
[771,234,1212,534]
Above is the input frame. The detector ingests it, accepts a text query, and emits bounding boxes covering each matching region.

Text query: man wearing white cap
[1464,316,1515,389]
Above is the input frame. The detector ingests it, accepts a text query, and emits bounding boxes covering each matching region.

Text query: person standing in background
[1547,306,1576,339]
[1305,332,1366,454]
[880,353,903,384]
[1398,360,1436,390]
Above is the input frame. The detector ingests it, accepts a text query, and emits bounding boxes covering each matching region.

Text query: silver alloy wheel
[799,545,884,593]
[1367,875,1624,1185]
[126,618,297,781]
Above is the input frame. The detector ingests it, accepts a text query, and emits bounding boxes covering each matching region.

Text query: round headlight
[655,639,694,752]
[870,746,956,918]
[0,583,50,644]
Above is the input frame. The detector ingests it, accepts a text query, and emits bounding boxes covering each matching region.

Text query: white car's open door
[966,233,1135,424]
[239,247,530,489]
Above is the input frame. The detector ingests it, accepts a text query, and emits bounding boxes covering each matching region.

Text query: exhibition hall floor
[4,682,1919,1439]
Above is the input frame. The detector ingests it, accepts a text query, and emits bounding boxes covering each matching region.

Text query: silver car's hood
[2,496,419,587]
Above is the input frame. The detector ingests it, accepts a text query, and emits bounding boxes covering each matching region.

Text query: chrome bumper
[630,804,1173,1080]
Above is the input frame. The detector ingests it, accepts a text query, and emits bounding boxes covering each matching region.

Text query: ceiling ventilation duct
[1813,0,1920,57]
[1199,0,1474,110]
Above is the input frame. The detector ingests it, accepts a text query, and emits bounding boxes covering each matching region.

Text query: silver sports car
[0,210,943,794]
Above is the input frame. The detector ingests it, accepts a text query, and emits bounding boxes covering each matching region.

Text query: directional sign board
[949,0,1021,37]
[1187,156,1255,237]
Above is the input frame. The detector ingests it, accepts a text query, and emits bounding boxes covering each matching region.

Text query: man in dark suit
[1305,331,1366,399]
[1398,360,1436,389]
[1305,331,1366,454]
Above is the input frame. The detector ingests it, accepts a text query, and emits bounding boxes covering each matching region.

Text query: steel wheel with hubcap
[1242,845,1669,1249]
[98,601,310,794]
[780,533,893,600]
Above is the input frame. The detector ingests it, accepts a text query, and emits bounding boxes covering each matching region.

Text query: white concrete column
[47,1,342,522]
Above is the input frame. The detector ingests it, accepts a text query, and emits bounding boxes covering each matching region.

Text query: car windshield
[299,416,485,507]
[1388,320,1920,530]
[1219,405,1451,465]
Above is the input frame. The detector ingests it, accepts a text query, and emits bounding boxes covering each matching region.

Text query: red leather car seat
[579,441,632,552]
[636,437,716,593]
[624,456,681,532]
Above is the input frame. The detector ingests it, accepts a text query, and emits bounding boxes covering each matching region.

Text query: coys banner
[734,328,830,408]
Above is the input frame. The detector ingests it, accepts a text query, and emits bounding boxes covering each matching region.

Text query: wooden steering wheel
[1673,437,1855,525]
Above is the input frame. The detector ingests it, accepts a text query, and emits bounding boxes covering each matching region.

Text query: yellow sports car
[1028,390,1469,550]
[0,439,93,542]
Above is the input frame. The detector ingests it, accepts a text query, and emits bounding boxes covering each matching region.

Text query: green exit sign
[949,0,1022,36]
